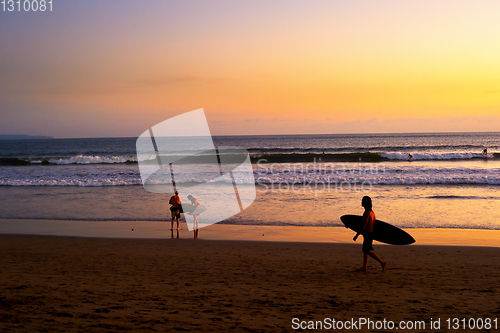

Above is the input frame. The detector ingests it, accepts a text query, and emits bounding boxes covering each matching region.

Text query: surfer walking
[353,196,387,272]
[169,191,182,232]
[187,194,200,239]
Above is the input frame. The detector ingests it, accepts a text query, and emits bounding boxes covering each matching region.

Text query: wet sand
[1,234,499,332]
[1,219,500,247]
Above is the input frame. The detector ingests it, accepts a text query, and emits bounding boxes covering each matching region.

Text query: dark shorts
[170,206,182,219]
[362,233,374,252]
[170,205,183,213]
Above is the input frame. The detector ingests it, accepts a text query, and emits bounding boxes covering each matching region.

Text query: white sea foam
[1,164,499,186]
[48,155,137,165]
[381,152,494,160]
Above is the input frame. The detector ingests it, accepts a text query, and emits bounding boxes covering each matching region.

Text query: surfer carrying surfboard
[169,191,182,231]
[187,195,200,238]
[353,196,387,272]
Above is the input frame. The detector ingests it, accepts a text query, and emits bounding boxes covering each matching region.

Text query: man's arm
[353,213,369,241]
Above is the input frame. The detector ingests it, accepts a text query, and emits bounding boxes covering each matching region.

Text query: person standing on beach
[187,194,200,239]
[353,196,387,272]
[169,191,182,231]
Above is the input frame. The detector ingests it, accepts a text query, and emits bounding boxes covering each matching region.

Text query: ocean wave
[246,144,489,154]
[254,178,500,186]
[0,155,138,166]
[381,152,499,161]
[2,176,500,186]
[1,158,500,186]
[252,152,385,163]
[0,179,142,186]
[252,152,500,163]
[1,151,499,166]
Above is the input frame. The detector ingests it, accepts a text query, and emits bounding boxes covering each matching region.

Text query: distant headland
[0,135,54,140]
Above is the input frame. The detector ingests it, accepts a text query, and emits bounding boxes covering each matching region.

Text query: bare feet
[356,267,367,272]
[381,261,387,272]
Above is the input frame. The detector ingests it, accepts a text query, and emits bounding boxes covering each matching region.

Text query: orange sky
[1,0,499,137]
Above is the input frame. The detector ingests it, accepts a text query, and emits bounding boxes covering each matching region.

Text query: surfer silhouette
[187,194,200,239]
[169,191,182,232]
[408,154,413,162]
[353,196,387,272]
[483,148,488,156]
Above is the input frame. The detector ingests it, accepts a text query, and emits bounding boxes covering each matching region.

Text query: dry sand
[1,234,499,332]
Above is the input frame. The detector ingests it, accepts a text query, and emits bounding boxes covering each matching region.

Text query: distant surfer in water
[169,191,182,232]
[408,154,413,162]
[353,196,387,272]
[483,148,488,156]
[187,194,200,239]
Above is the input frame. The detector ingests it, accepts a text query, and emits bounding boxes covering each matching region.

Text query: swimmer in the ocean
[408,154,413,162]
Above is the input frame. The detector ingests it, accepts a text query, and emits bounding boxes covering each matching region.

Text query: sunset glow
[1,0,500,137]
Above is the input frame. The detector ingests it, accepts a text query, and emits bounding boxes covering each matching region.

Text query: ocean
[1,132,499,230]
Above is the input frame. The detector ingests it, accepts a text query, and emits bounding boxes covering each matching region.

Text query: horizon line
[2,130,500,140]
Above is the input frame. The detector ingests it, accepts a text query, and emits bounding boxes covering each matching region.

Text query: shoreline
[1,219,499,247]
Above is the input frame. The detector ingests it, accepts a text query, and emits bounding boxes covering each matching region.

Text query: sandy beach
[1,233,499,332]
